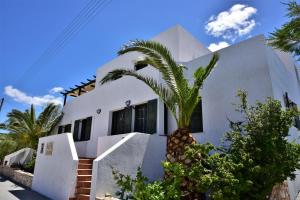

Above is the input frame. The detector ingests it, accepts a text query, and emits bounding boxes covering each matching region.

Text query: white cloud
[4,85,63,106]
[205,4,257,41]
[49,87,64,94]
[208,41,230,51]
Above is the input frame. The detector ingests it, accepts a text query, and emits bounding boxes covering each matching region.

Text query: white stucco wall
[3,148,34,167]
[60,25,210,158]
[97,134,129,156]
[178,35,273,145]
[32,133,78,200]
[90,133,166,199]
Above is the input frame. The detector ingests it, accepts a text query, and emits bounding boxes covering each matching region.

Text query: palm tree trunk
[166,128,204,200]
[166,128,197,163]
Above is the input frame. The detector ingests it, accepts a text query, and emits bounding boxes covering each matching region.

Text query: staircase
[69,158,94,200]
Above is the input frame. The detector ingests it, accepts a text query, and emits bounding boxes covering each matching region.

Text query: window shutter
[58,126,63,134]
[134,104,147,133]
[164,104,168,135]
[84,117,92,140]
[190,100,203,133]
[80,119,87,141]
[64,124,71,133]
[146,99,157,134]
[124,107,132,133]
[73,120,80,141]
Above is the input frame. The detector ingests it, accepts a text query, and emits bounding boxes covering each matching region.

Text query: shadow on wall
[90,133,167,199]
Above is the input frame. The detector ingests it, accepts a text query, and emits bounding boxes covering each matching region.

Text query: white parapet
[3,147,34,167]
[32,133,78,200]
[90,133,167,199]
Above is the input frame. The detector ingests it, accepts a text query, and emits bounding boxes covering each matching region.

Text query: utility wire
[16,0,112,86]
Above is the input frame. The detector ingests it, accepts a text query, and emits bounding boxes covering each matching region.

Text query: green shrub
[113,91,300,199]
[0,139,17,163]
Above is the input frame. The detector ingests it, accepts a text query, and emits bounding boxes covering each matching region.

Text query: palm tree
[0,103,62,150]
[101,40,219,164]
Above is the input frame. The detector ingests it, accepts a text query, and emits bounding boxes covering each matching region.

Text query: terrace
[60,75,96,105]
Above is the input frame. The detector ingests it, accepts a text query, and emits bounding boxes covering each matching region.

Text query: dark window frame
[111,107,132,135]
[189,100,203,133]
[134,63,148,71]
[73,117,92,142]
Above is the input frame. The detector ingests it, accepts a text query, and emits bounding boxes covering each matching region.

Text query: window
[190,100,203,133]
[111,99,157,135]
[134,63,148,71]
[65,124,72,133]
[134,99,157,134]
[111,107,132,135]
[283,92,300,129]
[73,117,92,141]
[58,126,63,134]
[58,124,72,134]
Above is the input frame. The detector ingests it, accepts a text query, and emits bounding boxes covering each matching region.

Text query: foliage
[0,103,62,150]
[113,91,300,200]
[22,154,36,173]
[224,90,300,199]
[269,1,300,59]
[100,40,219,129]
[113,166,182,200]
[0,135,17,163]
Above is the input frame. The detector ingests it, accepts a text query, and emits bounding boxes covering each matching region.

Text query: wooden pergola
[60,75,96,105]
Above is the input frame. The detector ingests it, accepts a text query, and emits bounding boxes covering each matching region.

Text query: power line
[16,0,112,86]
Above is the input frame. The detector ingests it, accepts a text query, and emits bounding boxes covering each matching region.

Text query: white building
[32,25,300,200]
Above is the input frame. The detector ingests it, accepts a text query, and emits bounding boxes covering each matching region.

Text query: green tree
[224,90,300,199]
[100,40,218,163]
[0,103,62,150]
[269,1,300,59]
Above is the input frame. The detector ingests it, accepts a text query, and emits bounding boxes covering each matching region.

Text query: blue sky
[0,0,297,122]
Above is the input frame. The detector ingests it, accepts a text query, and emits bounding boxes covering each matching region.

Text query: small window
[64,124,72,133]
[135,63,148,71]
[58,126,64,134]
[190,100,203,133]
[58,124,72,134]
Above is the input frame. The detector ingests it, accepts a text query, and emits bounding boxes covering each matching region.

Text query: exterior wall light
[125,100,131,108]
[96,108,102,114]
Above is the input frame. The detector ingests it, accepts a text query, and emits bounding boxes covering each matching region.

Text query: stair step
[78,163,93,169]
[77,187,91,195]
[76,181,91,188]
[78,169,92,175]
[77,175,92,182]
[77,194,90,200]
[79,159,93,164]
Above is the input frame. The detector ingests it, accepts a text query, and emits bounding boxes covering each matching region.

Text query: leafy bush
[224,90,300,199]
[0,138,17,163]
[22,156,35,173]
[113,91,300,200]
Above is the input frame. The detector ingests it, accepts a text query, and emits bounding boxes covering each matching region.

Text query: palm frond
[101,69,179,123]
[118,40,188,98]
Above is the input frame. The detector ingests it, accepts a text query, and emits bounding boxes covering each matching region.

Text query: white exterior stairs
[70,158,94,200]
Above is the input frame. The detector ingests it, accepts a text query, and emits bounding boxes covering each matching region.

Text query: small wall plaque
[45,142,53,156]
